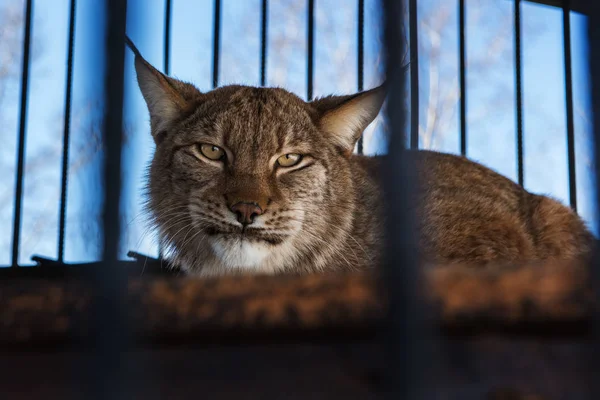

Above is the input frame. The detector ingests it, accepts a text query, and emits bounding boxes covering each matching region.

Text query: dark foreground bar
[585,0,600,398]
[89,1,129,399]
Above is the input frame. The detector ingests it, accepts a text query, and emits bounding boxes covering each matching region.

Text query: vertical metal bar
[11,0,33,268]
[260,0,268,86]
[382,0,424,397]
[158,0,172,259]
[357,0,365,154]
[459,0,467,156]
[101,0,127,298]
[86,0,129,398]
[307,0,315,101]
[586,3,600,398]
[409,0,419,149]
[515,0,524,186]
[212,0,221,88]
[164,0,172,75]
[563,0,577,211]
[58,0,77,264]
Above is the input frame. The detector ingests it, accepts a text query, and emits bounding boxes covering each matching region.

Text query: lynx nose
[230,202,263,226]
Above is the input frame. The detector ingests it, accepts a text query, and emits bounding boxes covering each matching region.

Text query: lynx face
[133,51,384,276]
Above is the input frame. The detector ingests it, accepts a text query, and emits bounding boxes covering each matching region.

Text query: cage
[0,0,599,398]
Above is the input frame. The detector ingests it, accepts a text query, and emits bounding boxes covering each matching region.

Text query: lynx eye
[198,144,225,161]
[277,153,302,167]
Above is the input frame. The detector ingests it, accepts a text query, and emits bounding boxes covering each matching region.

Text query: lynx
[129,41,593,277]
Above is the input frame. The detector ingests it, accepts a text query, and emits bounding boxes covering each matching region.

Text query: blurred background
[0,0,596,266]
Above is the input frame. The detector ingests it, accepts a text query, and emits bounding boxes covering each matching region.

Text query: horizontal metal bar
[525,0,587,14]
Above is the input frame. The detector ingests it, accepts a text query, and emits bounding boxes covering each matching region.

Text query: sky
[0,0,597,266]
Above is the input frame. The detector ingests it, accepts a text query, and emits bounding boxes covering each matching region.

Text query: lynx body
[131,44,593,276]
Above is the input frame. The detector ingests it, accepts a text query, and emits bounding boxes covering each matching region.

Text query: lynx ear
[130,44,201,143]
[312,84,386,156]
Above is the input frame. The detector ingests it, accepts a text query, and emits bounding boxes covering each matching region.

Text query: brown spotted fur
[131,48,594,277]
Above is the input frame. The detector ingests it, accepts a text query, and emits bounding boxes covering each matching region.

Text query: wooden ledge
[0,260,594,346]
[427,260,593,333]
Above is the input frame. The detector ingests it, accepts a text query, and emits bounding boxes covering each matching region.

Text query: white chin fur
[210,237,270,269]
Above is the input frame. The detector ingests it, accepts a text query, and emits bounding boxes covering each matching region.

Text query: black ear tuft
[125,35,143,58]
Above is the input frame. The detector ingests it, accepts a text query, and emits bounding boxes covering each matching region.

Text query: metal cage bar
[409,0,419,149]
[586,2,600,398]
[212,0,221,88]
[100,0,128,347]
[307,0,315,101]
[357,0,365,155]
[383,0,424,397]
[57,0,77,263]
[459,0,467,156]
[157,0,172,259]
[563,0,577,211]
[11,0,33,268]
[2,0,589,273]
[260,0,268,86]
[515,0,525,186]
[164,0,172,75]
[100,0,128,326]
[87,0,130,398]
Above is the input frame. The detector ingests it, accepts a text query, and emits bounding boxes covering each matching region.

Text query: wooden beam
[0,259,593,348]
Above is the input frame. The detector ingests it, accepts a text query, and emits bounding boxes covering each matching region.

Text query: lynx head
[133,49,385,276]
